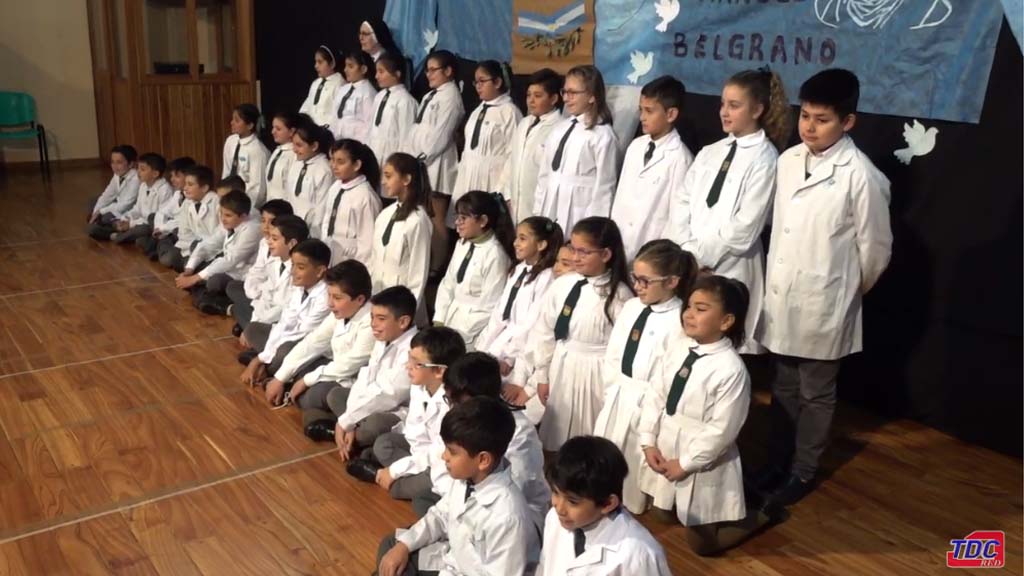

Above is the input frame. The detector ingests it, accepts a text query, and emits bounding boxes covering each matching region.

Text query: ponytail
[689,275,750,348]
[331,139,381,194]
[519,216,564,284]
[386,152,433,221]
[727,67,792,150]
[635,239,699,301]
[454,191,516,270]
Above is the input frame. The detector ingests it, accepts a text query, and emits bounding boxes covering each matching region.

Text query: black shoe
[231,323,243,337]
[760,498,791,526]
[766,474,814,507]
[199,300,229,316]
[304,419,336,443]
[750,465,789,494]
[237,348,257,366]
[346,458,382,483]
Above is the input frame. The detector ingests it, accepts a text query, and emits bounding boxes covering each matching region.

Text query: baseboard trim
[0,158,105,171]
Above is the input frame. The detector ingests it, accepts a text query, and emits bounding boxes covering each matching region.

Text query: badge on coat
[678,365,691,379]
[631,328,641,342]
[562,305,573,317]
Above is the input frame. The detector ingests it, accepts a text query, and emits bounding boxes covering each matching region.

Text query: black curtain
[256,1,1023,456]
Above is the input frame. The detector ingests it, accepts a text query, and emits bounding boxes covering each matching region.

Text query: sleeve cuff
[639,433,657,447]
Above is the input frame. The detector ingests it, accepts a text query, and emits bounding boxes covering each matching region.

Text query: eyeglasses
[560,88,587,98]
[472,77,496,87]
[425,66,444,74]
[569,245,604,257]
[630,274,672,289]
[407,359,448,370]
[454,213,478,222]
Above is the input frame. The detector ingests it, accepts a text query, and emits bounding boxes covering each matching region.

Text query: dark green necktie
[464,482,474,502]
[294,162,308,196]
[267,148,282,182]
[706,141,737,208]
[456,242,476,283]
[415,90,437,124]
[643,141,655,166]
[470,104,490,150]
[574,528,585,557]
[553,278,588,340]
[381,210,398,247]
[620,306,652,377]
[374,89,391,126]
[337,85,355,118]
[666,349,702,415]
[326,185,345,237]
[313,77,326,105]
[229,140,241,176]
[551,119,577,171]
[502,267,529,321]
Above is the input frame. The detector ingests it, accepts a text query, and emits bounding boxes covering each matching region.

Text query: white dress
[299,72,344,127]
[264,143,297,202]
[320,175,382,268]
[667,129,776,354]
[367,84,417,169]
[477,263,555,379]
[528,271,631,451]
[282,153,333,236]
[328,78,377,143]
[369,202,433,323]
[499,109,563,223]
[221,133,269,206]
[593,296,682,514]
[408,81,464,195]
[433,234,511,350]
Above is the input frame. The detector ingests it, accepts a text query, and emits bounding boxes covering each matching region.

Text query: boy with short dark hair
[112,152,172,245]
[230,213,307,332]
[148,156,195,261]
[537,436,671,575]
[226,199,296,333]
[160,165,220,272]
[377,396,540,576]
[88,144,140,240]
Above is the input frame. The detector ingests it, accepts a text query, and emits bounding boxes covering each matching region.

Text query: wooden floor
[0,165,1019,575]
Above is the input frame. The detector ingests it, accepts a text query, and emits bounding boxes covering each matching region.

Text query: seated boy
[231,214,306,336]
[226,199,295,334]
[145,156,194,260]
[87,145,140,241]
[377,396,541,576]
[112,152,172,246]
[345,327,465,503]
[239,239,331,385]
[158,165,220,272]
[537,436,671,575]
[175,189,262,314]
[331,286,418,462]
[263,259,376,436]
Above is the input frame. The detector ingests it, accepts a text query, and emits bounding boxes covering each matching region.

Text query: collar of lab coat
[725,128,767,149]
[639,129,682,173]
[384,326,418,354]
[582,270,612,288]
[276,142,294,153]
[340,174,368,191]
[197,191,218,211]
[567,508,634,568]
[325,72,343,85]
[227,217,257,240]
[467,230,495,246]
[482,93,512,107]
[791,134,855,190]
[437,80,459,98]
[300,280,328,303]
[118,169,139,188]
[536,108,563,126]
[460,461,513,511]
[344,301,370,327]
[237,133,257,146]
[649,296,682,314]
[349,78,369,90]
[692,336,734,356]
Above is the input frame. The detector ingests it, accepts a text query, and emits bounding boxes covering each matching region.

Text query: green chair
[0,92,50,177]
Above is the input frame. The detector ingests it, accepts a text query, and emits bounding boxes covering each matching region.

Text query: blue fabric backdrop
[437,0,514,62]
[383,0,438,73]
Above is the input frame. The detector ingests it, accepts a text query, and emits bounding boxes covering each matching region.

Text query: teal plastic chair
[0,92,50,177]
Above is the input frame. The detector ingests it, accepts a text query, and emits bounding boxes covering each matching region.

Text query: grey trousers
[87,213,118,241]
[113,223,152,245]
[241,328,300,377]
[768,354,841,481]
[158,241,186,271]
[373,432,433,501]
[375,534,437,576]
[226,280,253,328]
[297,384,400,448]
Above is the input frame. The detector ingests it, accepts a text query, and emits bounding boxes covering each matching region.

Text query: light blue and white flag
[384,0,439,74]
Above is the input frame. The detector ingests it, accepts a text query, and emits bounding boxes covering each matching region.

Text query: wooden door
[86,0,116,157]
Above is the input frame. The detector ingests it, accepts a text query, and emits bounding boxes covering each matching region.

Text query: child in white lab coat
[501,68,563,222]
[225,199,295,332]
[160,165,220,272]
[232,214,307,339]
[221,103,269,206]
[87,145,140,241]
[668,68,790,355]
[146,156,195,261]
[368,51,416,182]
[322,139,382,267]
[595,240,697,514]
[757,69,893,507]
[330,50,377,143]
[610,75,694,261]
[299,45,345,128]
[433,191,515,349]
[369,152,433,325]
[640,275,779,556]
[449,60,522,225]
[529,216,634,451]
[534,65,619,236]
[111,153,172,247]
[283,116,334,235]
[377,397,540,576]
[264,112,298,202]
[538,436,671,575]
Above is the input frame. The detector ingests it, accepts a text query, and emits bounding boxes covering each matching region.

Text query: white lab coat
[396,462,540,575]
[274,303,375,385]
[367,84,417,171]
[758,135,893,360]
[299,72,345,127]
[265,143,297,202]
[320,175,382,268]
[250,258,291,325]
[257,280,331,364]
[534,115,619,235]
[328,78,377,143]
[369,203,432,322]
[188,217,262,280]
[536,507,671,576]
[500,109,563,223]
[242,238,273,300]
[668,129,777,354]
[611,130,694,261]
[508,409,551,533]
[93,169,140,218]
[390,384,447,480]
[408,81,465,194]
[638,333,749,526]
[336,327,417,431]
[174,193,220,256]
[434,234,512,350]
[222,133,269,206]
[449,94,522,225]
[477,264,555,379]
[283,153,333,235]
[124,178,174,227]
[153,189,186,235]
[528,271,631,451]
[594,296,682,514]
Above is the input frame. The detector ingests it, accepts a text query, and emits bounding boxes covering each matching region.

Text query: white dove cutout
[423,28,438,54]
[654,0,680,32]
[628,51,654,84]
[894,119,938,165]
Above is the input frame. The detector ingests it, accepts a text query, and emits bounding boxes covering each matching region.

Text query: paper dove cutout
[654,0,680,32]
[894,119,938,165]
[423,29,438,53]
[628,51,654,84]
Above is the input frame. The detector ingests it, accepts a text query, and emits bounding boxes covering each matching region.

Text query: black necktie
[228,229,235,238]
[456,242,476,283]
[374,89,391,127]
[279,262,285,274]
[502,267,529,321]
[464,482,474,502]
[470,104,491,150]
[294,162,308,196]
[551,119,578,171]
[301,290,310,303]
[574,529,585,557]
[230,140,241,176]
[337,85,355,119]
[415,90,437,124]
[177,193,185,207]
[326,186,345,236]
[643,141,655,166]
[119,174,126,186]
[621,306,652,377]
[706,141,737,208]
[193,202,201,214]
[553,278,588,340]
[267,148,282,182]
[666,349,702,415]
[381,210,398,246]
[313,77,326,105]
[526,115,541,138]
